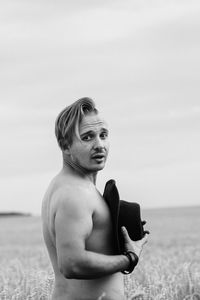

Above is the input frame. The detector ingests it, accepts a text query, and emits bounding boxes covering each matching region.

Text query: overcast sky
[1,0,200,214]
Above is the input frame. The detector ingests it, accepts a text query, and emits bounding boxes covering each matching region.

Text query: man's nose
[93,137,104,151]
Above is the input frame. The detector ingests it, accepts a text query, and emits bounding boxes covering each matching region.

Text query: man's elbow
[60,266,75,279]
[59,258,83,279]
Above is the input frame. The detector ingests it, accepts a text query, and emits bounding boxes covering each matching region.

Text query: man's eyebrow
[80,130,94,137]
[99,127,109,133]
[80,128,109,136]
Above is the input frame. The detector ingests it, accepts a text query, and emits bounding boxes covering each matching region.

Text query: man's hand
[121,226,148,258]
[141,220,150,235]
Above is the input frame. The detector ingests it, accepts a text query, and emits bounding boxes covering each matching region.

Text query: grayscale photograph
[0,1,200,299]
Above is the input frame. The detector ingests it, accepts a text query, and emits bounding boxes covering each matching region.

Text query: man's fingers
[141,234,148,246]
[144,230,150,235]
[121,226,130,243]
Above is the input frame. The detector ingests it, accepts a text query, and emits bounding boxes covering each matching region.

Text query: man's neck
[62,154,97,184]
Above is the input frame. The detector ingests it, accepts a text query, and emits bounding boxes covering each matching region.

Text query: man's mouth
[91,153,106,162]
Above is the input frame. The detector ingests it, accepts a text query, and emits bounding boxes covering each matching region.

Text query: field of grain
[0,206,200,300]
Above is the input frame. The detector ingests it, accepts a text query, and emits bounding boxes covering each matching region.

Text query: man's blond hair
[55,97,98,151]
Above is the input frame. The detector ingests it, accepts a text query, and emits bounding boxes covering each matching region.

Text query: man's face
[66,112,109,172]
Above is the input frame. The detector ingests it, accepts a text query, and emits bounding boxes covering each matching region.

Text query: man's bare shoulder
[54,180,97,215]
[42,173,96,218]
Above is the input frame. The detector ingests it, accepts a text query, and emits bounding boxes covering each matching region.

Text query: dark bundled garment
[103,179,149,254]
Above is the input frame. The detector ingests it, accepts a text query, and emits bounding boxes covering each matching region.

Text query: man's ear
[62,141,71,154]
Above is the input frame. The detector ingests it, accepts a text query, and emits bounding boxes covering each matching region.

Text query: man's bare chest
[85,190,116,254]
[91,191,112,229]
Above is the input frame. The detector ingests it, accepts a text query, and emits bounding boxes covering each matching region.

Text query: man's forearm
[61,251,130,279]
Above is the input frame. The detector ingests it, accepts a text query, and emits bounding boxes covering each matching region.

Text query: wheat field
[0,206,200,300]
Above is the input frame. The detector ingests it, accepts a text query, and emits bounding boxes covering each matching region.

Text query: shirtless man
[42,97,148,300]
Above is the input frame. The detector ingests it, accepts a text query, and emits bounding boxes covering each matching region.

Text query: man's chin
[87,163,105,172]
[95,165,105,171]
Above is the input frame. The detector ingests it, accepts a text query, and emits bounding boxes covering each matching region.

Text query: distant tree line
[0,212,31,217]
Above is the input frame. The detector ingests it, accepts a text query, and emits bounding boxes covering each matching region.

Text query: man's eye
[100,132,108,139]
[82,135,93,141]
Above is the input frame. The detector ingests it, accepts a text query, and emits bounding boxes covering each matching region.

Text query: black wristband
[122,251,139,274]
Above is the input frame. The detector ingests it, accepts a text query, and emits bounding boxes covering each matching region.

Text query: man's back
[42,170,125,300]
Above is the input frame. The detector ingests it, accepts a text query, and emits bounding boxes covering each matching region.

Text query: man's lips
[91,153,106,159]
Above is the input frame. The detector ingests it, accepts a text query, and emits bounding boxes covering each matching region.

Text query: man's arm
[54,188,131,279]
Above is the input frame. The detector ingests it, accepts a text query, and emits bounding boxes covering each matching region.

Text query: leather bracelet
[122,251,139,274]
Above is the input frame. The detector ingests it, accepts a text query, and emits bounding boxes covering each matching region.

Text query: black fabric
[103,179,145,254]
